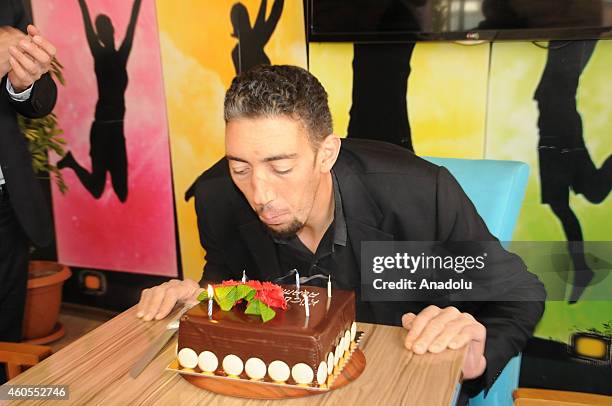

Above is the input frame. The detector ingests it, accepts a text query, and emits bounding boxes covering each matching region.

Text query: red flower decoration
[245,280,263,290]
[214,279,287,310]
[219,280,240,287]
[254,282,287,310]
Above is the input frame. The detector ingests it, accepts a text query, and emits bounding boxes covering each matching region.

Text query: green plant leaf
[18,58,68,194]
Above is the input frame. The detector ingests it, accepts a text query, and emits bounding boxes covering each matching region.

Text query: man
[0,1,57,384]
[137,65,545,399]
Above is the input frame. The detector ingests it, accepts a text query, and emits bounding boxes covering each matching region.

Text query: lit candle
[295,269,300,291]
[207,285,214,318]
[303,291,310,318]
[327,275,332,298]
[241,270,246,283]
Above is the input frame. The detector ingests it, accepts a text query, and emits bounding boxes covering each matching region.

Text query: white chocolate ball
[327,352,334,374]
[351,322,357,341]
[222,354,244,376]
[334,344,342,365]
[268,360,290,382]
[291,363,314,384]
[344,330,351,348]
[198,351,218,373]
[245,358,267,380]
[317,361,328,385]
[340,337,347,354]
[178,348,198,369]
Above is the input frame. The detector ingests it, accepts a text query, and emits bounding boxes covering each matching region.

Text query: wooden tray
[178,349,366,399]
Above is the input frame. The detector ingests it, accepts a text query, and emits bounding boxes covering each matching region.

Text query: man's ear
[318,134,341,172]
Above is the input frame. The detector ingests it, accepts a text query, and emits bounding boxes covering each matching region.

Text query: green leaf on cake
[245,299,276,322]
[244,299,261,315]
[215,286,238,311]
[260,304,276,323]
[235,284,256,301]
[197,290,209,302]
[196,283,280,322]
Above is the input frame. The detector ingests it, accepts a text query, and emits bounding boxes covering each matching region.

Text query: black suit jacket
[189,138,546,394]
[0,0,58,247]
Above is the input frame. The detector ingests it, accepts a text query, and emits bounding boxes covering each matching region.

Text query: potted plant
[18,59,71,344]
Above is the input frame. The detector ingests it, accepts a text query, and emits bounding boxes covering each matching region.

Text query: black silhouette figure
[230,0,283,74]
[534,40,612,303]
[346,0,424,151]
[58,0,142,203]
[348,42,415,151]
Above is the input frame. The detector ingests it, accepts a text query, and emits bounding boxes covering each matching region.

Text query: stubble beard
[264,218,305,240]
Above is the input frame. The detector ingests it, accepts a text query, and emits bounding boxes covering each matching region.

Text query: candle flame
[207,284,214,297]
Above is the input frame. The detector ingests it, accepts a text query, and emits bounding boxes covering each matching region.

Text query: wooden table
[3,306,465,405]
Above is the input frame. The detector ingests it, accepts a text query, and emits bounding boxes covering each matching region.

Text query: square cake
[176,284,356,387]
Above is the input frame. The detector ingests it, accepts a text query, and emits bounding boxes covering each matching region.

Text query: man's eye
[273,168,292,175]
[232,168,249,175]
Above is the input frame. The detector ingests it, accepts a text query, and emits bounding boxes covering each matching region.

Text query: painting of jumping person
[230,0,283,74]
[58,0,142,203]
[534,39,612,304]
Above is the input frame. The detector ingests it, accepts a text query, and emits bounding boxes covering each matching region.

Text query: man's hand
[402,305,487,380]
[8,25,56,93]
[0,26,26,77]
[136,279,204,321]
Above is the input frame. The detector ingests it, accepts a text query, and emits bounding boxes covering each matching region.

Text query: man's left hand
[402,305,487,380]
[8,24,56,93]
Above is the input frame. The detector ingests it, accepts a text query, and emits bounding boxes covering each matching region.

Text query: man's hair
[224,65,333,148]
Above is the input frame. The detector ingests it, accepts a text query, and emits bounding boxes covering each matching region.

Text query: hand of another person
[7,25,57,93]
[402,305,487,380]
[0,26,26,77]
[136,279,204,321]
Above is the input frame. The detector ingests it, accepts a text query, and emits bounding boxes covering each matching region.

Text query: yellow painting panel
[157,0,307,281]
[310,41,489,158]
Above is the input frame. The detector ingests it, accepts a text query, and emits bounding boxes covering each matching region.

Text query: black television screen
[309,0,612,42]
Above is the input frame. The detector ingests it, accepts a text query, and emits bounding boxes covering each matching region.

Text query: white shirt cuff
[6,78,33,102]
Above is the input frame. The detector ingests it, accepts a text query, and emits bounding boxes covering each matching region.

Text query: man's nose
[251,171,273,207]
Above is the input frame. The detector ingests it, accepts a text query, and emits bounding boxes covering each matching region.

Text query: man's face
[225,116,324,239]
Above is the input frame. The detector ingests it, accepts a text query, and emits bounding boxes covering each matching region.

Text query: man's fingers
[401,312,416,330]
[404,305,441,350]
[449,323,486,350]
[8,55,30,86]
[155,288,179,320]
[31,35,56,60]
[18,39,51,68]
[9,46,38,77]
[136,288,150,318]
[411,307,461,354]
[27,24,39,38]
[136,280,200,321]
[144,284,168,321]
[428,317,474,353]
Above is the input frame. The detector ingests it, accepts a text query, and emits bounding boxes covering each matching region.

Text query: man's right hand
[0,26,27,77]
[136,279,203,321]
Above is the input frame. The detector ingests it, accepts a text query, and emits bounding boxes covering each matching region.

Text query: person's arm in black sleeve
[4,0,57,117]
[435,166,546,395]
[4,72,57,118]
[193,184,234,286]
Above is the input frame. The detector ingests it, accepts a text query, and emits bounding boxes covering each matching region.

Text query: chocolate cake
[176,285,356,387]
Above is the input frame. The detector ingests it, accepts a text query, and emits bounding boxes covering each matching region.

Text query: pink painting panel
[32,0,177,277]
